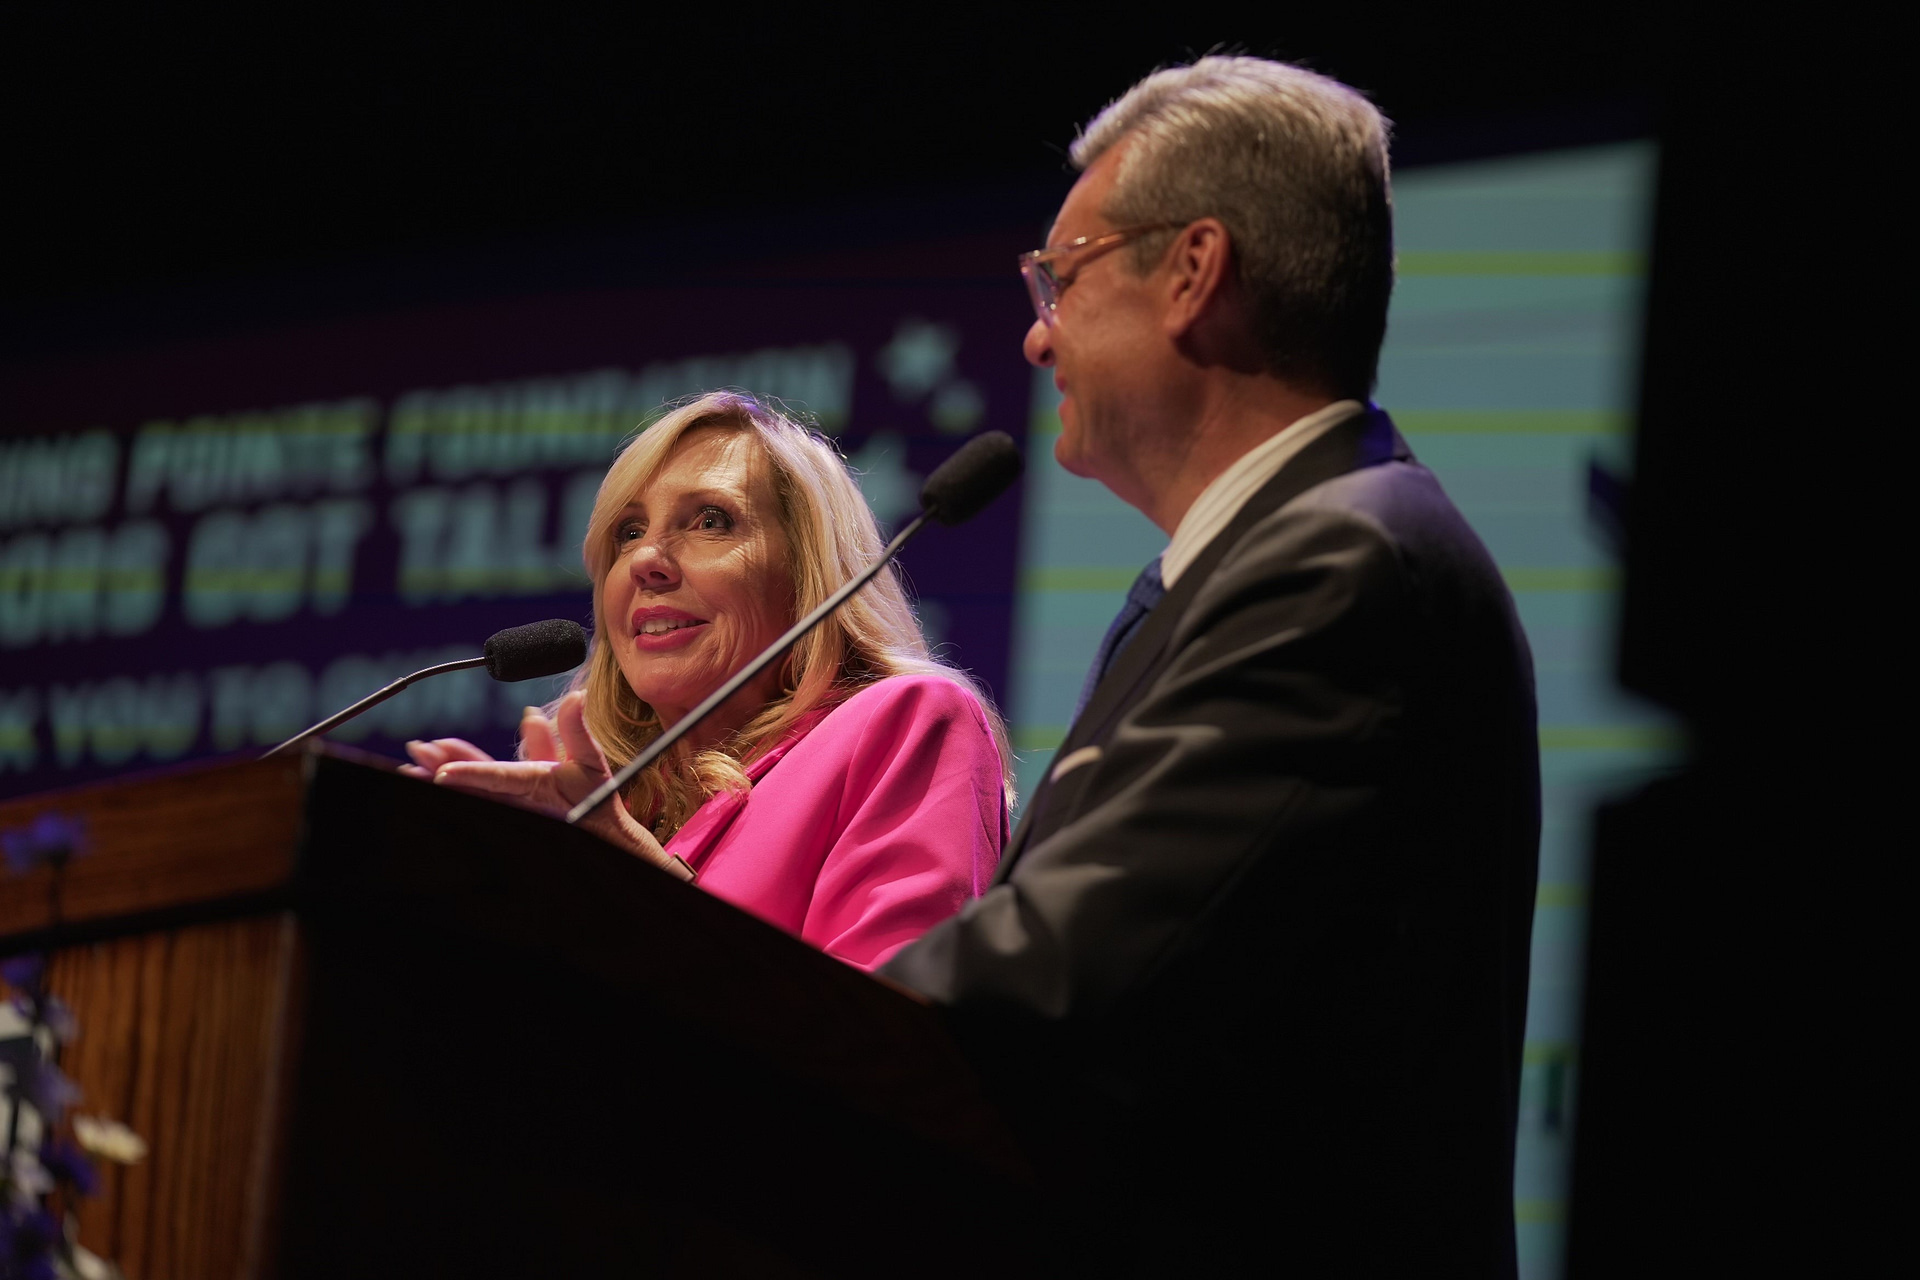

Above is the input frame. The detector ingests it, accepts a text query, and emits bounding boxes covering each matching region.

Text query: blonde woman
[405,392,1012,971]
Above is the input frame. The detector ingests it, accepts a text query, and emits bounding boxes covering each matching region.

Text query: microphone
[261,619,589,759]
[566,430,1023,826]
[919,429,1023,526]
[482,618,592,682]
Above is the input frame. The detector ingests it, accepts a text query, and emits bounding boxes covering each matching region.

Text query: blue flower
[3,1149,54,1209]
[12,1059,80,1126]
[0,957,42,994]
[35,1141,98,1200]
[0,813,86,877]
[0,1203,62,1280]
[35,1000,74,1046]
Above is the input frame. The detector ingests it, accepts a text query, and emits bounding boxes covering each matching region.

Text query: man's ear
[1162,218,1234,340]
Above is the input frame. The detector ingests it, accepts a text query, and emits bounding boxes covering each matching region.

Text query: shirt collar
[1159,399,1366,589]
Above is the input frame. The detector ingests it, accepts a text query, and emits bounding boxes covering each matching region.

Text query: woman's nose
[1023,317,1055,368]
[627,538,679,589]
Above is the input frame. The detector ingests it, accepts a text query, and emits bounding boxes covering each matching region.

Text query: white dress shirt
[1158,399,1367,589]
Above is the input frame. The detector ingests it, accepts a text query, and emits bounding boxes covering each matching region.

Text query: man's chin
[1052,429,1095,479]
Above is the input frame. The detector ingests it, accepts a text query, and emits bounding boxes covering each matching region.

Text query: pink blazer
[663,674,1006,971]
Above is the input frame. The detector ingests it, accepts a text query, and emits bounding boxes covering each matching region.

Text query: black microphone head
[483,619,588,682]
[919,430,1023,526]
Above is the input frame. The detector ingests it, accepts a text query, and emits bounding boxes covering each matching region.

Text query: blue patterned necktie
[1071,555,1166,724]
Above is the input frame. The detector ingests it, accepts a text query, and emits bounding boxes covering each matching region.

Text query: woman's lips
[630,609,709,652]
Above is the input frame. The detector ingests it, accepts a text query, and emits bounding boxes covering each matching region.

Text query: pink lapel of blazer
[663,702,837,873]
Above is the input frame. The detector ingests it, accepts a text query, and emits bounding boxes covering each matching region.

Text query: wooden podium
[0,748,1032,1278]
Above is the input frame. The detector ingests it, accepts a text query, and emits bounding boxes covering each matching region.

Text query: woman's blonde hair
[563,390,1014,837]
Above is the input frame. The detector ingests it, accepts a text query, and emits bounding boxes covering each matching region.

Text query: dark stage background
[3,6,1658,327]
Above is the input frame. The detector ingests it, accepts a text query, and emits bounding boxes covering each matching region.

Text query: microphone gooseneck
[566,431,1023,826]
[260,619,589,760]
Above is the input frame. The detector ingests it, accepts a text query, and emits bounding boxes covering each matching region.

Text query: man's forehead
[1050,143,1127,245]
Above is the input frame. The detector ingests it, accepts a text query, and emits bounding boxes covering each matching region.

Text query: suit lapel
[997,406,1408,876]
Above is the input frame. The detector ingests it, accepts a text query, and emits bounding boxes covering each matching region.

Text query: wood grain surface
[0,749,1031,1276]
[0,755,307,937]
[49,913,298,1280]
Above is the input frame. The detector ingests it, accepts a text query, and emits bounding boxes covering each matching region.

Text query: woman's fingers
[406,739,497,788]
[433,759,571,813]
[553,691,611,776]
[428,693,673,874]
[541,693,674,870]
[407,738,494,771]
[518,708,562,763]
[429,707,677,875]
[405,739,450,771]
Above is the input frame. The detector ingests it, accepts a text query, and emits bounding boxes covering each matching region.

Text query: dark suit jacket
[884,407,1540,1275]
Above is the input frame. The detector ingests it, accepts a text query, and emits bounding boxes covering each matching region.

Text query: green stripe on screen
[1537,883,1587,909]
[1020,567,1142,592]
[1021,723,1669,753]
[1014,726,1067,751]
[1522,1041,1574,1066]
[1398,250,1645,276]
[1502,567,1619,592]
[1539,725,1680,751]
[1514,1199,1565,1224]
[1039,411,1627,436]
[1395,410,1629,435]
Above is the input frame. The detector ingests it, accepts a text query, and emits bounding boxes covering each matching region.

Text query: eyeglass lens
[1022,260,1059,326]
[1021,257,1067,326]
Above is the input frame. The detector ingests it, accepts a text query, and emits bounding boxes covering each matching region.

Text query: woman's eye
[695,506,733,531]
[617,521,645,542]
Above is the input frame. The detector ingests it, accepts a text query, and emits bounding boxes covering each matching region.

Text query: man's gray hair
[1072,56,1395,397]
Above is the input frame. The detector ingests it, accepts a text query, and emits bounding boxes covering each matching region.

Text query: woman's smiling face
[602,426,795,728]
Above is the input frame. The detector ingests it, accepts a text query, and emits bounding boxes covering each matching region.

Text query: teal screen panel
[1006,142,1668,1280]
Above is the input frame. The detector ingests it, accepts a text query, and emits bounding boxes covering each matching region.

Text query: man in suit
[882,56,1540,1274]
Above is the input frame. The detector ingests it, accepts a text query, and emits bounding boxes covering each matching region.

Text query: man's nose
[1023,317,1055,368]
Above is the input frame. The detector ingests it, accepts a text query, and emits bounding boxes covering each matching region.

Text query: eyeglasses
[1018,222,1184,327]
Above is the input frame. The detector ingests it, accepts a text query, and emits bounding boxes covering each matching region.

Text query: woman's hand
[418,692,677,873]
[400,736,494,779]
